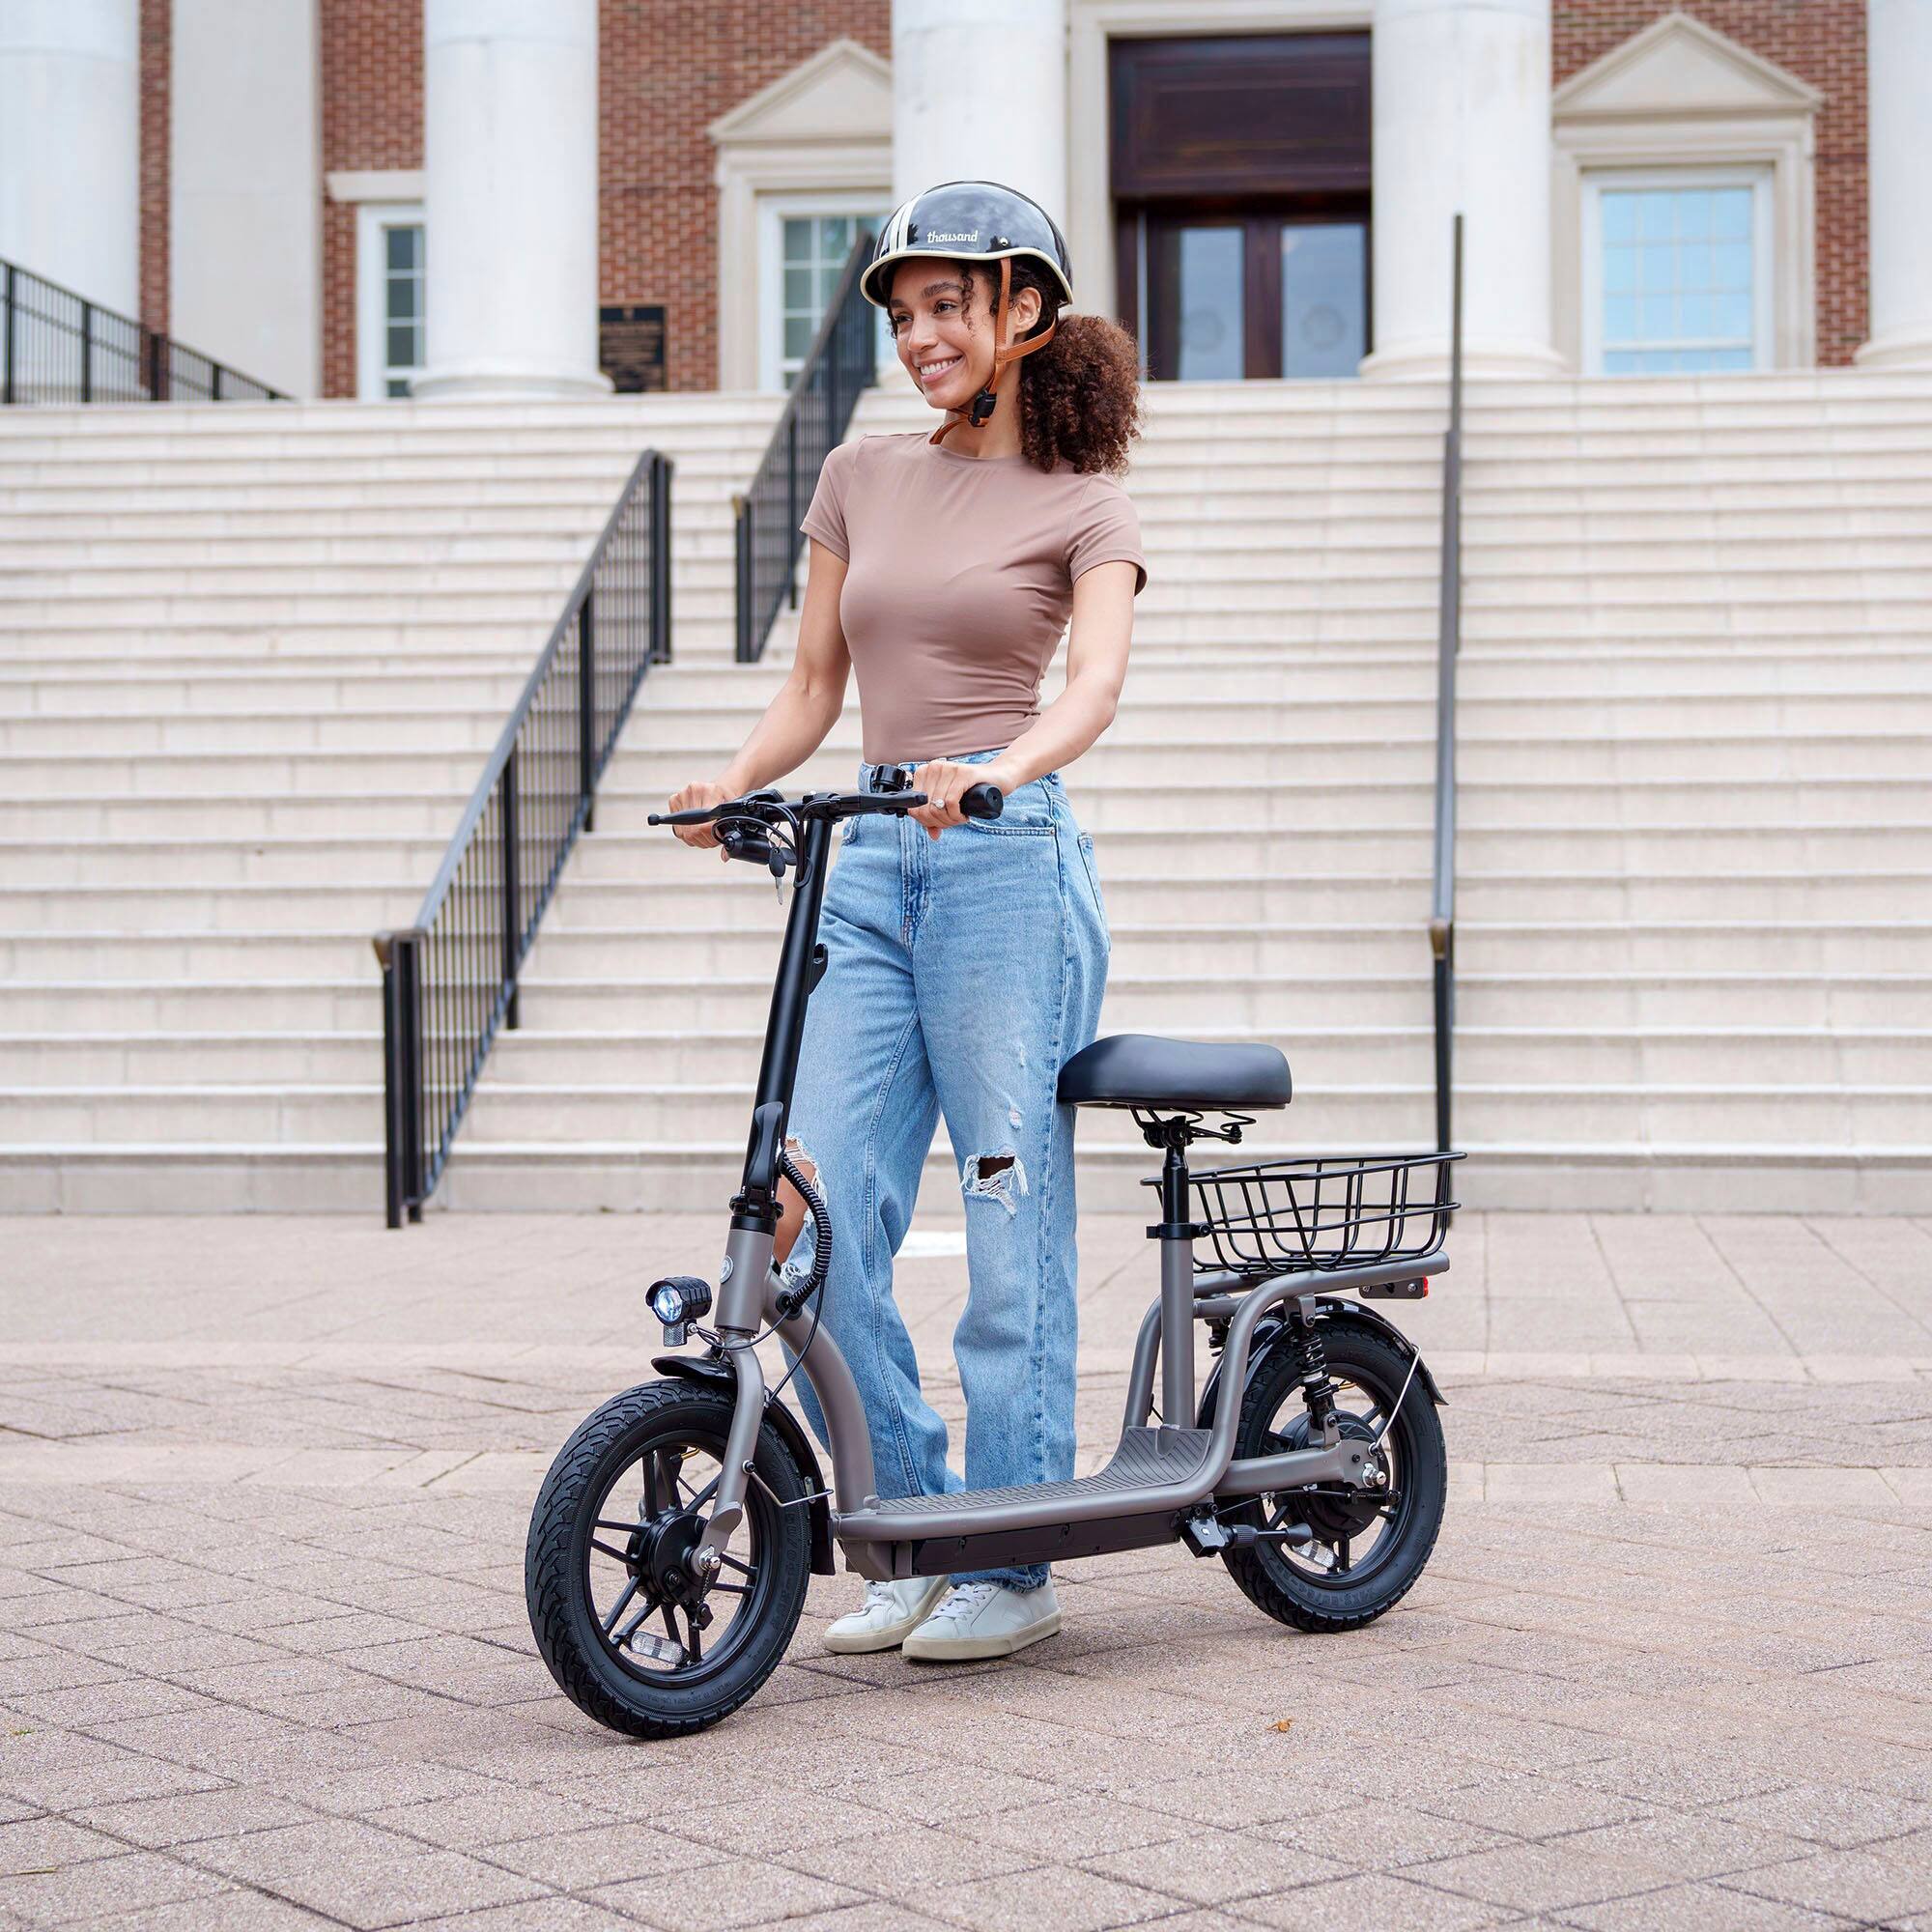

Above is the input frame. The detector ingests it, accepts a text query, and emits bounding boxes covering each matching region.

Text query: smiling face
[886,256,1042,410]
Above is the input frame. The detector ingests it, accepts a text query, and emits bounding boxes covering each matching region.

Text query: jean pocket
[963,779,1056,837]
[1075,831,1110,943]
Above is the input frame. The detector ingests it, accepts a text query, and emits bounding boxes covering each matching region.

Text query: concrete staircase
[3,372,1927,1214]
[0,395,781,1210]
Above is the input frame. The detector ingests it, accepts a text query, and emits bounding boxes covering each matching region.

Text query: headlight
[648,1277,712,1334]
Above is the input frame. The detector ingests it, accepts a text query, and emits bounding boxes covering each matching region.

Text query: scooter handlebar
[647,782,1005,828]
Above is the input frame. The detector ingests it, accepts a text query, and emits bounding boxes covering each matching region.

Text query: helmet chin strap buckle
[967,387,998,428]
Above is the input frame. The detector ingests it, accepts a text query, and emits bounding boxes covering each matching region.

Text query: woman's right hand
[667,778,737,859]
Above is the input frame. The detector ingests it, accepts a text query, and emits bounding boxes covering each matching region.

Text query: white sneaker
[822,1576,951,1655]
[901,1579,1062,1662]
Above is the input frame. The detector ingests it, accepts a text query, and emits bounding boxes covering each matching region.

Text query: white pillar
[170,0,321,397]
[1361,0,1565,381]
[1856,0,1932,370]
[414,0,609,400]
[892,0,1067,224]
[0,0,138,312]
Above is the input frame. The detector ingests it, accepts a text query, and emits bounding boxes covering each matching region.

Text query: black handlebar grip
[960,782,1004,821]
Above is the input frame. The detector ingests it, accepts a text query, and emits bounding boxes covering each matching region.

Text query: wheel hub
[1271,1413,1387,1541]
[630,1509,705,1608]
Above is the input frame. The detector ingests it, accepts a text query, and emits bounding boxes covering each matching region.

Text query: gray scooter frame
[660,787,1445,1595]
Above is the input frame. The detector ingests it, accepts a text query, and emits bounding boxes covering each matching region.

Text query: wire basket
[1178,1151,1463,1277]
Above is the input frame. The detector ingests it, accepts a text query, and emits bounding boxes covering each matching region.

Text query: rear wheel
[1218,1321,1446,1634]
[526,1379,811,1738]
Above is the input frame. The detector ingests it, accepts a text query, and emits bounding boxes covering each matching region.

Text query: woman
[667,180,1146,1663]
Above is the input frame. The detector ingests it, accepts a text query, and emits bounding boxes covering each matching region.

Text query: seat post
[1150,1135,1198,1431]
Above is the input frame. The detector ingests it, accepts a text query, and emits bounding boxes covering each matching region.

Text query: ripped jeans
[780,747,1111,1590]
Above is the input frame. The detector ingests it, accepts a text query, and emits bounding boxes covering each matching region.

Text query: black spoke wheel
[526,1379,811,1738]
[1216,1321,1446,1634]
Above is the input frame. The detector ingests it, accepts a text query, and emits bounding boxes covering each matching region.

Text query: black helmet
[862,180,1073,445]
[861,179,1074,311]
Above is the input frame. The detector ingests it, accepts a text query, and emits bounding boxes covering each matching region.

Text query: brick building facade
[128,2,1869,396]
[1555,3,1867,365]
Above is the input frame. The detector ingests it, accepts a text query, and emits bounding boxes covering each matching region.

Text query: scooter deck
[834,1426,1217,1543]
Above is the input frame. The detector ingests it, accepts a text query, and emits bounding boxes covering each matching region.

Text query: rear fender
[1196,1296,1444,1430]
[651,1354,836,1575]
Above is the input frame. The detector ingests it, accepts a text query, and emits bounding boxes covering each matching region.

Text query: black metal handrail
[0,255,284,405]
[733,230,878,662]
[1430,213,1465,1154]
[374,449,673,1226]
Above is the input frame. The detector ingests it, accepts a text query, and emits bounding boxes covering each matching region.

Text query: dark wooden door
[1110,33,1372,379]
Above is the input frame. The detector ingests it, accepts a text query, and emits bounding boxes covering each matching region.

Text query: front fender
[651,1354,836,1575]
[1196,1296,1445,1430]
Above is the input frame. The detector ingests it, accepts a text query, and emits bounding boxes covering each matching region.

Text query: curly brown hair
[954,257,1146,477]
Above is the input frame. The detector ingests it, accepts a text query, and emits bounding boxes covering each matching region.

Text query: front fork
[686,1219,778,1581]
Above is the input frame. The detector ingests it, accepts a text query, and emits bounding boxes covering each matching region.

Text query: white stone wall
[0,0,138,311]
[168,0,322,397]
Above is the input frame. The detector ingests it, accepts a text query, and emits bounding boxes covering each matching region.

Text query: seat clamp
[1146,1221,1209,1241]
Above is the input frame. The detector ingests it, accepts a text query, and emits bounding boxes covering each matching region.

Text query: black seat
[1057,1033,1291,1112]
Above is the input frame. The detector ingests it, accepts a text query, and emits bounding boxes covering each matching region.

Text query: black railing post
[377,929,426,1228]
[578,591,596,834]
[733,496,752,663]
[651,453,672,663]
[79,300,93,403]
[398,932,424,1222]
[501,746,522,1030]
[212,363,223,402]
[2,264,14,406]
[786,414,800,610]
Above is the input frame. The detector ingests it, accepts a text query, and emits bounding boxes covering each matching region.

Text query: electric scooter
[526,776,1462,1739]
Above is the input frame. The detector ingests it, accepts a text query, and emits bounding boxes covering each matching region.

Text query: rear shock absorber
[1289,1311,1339,1435]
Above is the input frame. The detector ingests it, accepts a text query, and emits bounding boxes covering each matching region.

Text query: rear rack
[1146,1151,1463,1277]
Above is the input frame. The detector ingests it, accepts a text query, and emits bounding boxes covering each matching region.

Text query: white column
[1361,0,1565,381]
[414,0,609,400]
[170,0,321,397]
[0,0,138,312]
[1856,0,1932,370]
[892,0,1067,224]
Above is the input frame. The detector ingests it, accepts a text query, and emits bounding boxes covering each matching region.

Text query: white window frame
[1580,166,1774,377]
[757,191,891,393]
[355,201,426,401]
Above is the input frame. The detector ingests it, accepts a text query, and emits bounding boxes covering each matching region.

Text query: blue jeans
[780,746,1111,1589]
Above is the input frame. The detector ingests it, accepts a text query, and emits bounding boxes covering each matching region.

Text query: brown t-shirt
[798,431,1148,763]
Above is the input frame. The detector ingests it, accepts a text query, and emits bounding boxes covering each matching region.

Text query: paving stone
[0,1848,232,1926]
[1550,1884,1852,1931]
[1720,1845,1932,1921]
[917,1862,1177,1932]
[585,1857,866,1931]
[1226,1870,1519,1930]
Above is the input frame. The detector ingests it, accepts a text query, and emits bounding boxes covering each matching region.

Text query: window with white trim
[355,202,426,399]
[758,195,890,392]
[1582,169,1771,375]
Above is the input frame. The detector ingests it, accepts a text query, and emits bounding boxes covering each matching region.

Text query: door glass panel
[1174,226,1244,381]
[1281,223,1365,378]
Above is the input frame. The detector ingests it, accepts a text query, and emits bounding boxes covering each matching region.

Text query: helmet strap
[929,254,1059,447]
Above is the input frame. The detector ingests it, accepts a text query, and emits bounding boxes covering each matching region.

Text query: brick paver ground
[3,1210,1931,1930]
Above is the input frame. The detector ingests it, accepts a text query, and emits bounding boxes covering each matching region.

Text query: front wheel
[1218,1321,1446,1634]
[526,1379,811,1739]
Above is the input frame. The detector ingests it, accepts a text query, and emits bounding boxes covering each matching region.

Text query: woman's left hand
[907,759,1016,838]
